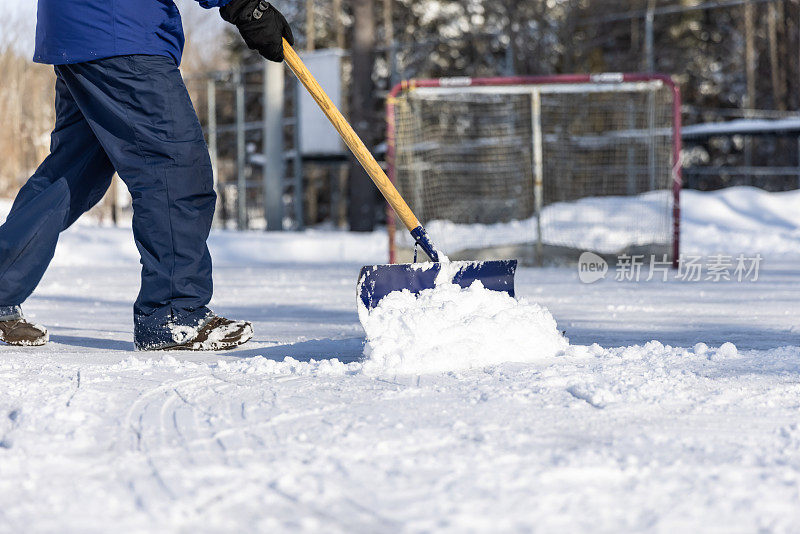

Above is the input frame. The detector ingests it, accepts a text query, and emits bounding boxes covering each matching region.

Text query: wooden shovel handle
[282,39,421,232]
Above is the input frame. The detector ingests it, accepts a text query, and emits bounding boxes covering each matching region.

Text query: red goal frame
[385,73,682,267]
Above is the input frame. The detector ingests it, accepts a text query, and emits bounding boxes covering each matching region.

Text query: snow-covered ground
[1,187,799,532]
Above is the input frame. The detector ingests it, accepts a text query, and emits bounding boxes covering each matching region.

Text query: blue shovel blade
[357,260,518,311]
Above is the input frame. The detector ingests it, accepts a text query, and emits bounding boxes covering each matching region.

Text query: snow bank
[206,228,387,266]
[395,191,671,254]
[396,186,800,259]
[681,186,800,257]
[360,280,568,375]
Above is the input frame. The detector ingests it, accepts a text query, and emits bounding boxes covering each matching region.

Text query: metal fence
[186,60,303,231]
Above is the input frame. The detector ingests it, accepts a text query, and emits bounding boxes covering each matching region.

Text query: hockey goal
[386,74,682,266]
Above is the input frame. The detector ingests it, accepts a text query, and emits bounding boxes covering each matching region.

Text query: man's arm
[218,1,294,62]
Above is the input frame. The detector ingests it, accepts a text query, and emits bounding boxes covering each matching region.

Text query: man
[0,0,294,350]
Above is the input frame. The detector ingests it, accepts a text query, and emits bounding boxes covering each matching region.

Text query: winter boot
[152,314,254,351]
[0,316,49,347]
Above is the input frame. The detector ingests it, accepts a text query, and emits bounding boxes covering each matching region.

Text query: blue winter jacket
[34,0,231,66]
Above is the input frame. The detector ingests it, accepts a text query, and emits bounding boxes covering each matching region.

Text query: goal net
[386,74,682,266]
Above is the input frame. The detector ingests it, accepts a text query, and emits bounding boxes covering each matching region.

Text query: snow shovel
[282,39,517,310]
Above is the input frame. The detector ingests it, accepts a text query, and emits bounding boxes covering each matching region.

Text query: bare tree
[348,0,378,231]
[0,11,55,197]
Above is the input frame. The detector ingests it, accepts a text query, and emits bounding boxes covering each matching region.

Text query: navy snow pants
[0,55,216,349]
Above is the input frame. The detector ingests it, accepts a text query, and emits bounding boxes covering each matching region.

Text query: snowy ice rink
[1,187,799,532]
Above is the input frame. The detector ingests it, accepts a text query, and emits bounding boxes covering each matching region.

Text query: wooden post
[745,1,756,111]
[334,0,345,49]
[334,0,347,228]
[337,164,348,228]
[306,0,315,52]
[383,0,393,48]
[744,1,755,182]
[776,0,787,108]
[383,0,396,84]
[644,0,655,72]
[768,1,786,110]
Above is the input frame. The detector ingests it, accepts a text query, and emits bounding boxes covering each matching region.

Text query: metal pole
[293,82,304,229]
[648,87,657,190]
[626,99,636,195]
[531,88,544,267]
[207,78,220,228]
[670,80,682,269]
[263,60,285,230]
[235,65,247,230]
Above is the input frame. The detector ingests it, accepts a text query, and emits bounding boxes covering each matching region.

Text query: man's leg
[0,75,115,309]
[54,56,217,349]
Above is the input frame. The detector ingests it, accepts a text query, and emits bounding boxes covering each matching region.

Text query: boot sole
[0,332,49,347]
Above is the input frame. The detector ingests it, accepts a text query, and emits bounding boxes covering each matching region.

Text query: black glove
[220,0,294,62]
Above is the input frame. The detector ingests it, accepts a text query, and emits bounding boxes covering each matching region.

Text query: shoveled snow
[360,280,568,375]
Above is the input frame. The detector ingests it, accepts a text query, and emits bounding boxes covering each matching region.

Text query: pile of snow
[359,279,568,375]
[396,191,671,254]
[681,186,800,257]
[396,186,800,259]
